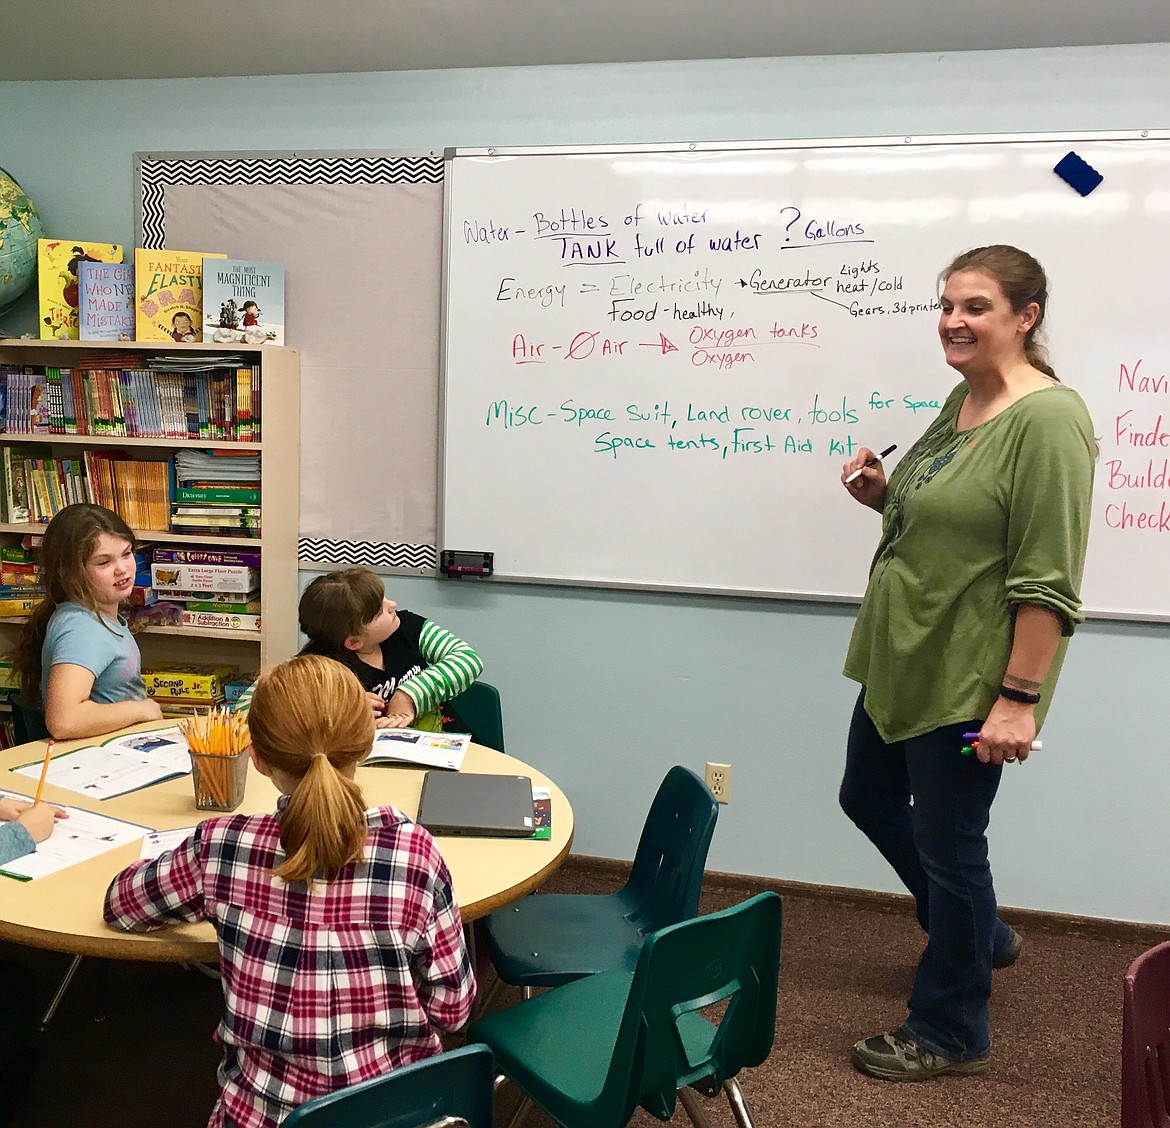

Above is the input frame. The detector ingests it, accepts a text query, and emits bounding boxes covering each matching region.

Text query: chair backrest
[1123,940,1170,1128]
[623,766,719,935]
[281,1043,495,1128]
[600,891,782,1125]
[448,681,505,752]
[11,696,50,744]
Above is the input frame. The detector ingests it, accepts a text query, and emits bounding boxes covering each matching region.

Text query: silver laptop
[416,771,535,837]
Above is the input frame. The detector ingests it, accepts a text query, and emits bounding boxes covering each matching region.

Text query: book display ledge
[0,339,300,675]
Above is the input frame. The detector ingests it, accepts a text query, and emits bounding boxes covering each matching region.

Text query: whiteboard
[441,134,1170,618]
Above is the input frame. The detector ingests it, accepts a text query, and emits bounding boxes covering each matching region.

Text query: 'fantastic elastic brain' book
[134,248,226,343]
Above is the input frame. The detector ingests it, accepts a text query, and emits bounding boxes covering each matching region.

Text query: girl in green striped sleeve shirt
[236,567,482,731]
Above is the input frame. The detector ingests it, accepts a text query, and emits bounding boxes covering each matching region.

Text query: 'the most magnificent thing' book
[202,258,285,345]
[134,248,226,343]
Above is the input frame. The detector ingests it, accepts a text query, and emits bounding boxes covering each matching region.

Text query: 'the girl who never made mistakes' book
[78,261,135,341]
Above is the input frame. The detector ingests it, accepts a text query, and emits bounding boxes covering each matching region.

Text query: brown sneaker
[851,1027,991,1081]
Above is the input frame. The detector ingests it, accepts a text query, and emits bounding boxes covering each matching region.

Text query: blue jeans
[839,689,1011,1059]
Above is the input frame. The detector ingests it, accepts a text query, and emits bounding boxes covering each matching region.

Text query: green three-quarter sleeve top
[844,381,1096,743]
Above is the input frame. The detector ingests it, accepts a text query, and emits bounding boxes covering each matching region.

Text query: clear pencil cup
[189,748,249,812]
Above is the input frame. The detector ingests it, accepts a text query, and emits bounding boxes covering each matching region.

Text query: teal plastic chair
[471,892,781,1128]
[482,766,718,991]
[11,696,50,744]
[282,1043,496,1128]
[448,681,505,752]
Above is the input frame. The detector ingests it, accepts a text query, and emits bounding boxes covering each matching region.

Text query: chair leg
[677,1087,715,1128]
[39,954,83,1030]
[722,1078,755,1128]
[503,1097,534,1128]
[91,957,107,1024]
[471,972,507,1021]
[493,1072,534,1128]
[676,1079,756,1128]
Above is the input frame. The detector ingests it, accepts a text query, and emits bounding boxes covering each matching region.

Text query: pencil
[33,739,54,805]
[181,707,249,809]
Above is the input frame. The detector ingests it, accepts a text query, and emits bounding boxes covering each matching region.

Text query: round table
[0,723,573,961]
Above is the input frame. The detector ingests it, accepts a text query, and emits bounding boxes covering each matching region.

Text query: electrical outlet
[704,761,732,804]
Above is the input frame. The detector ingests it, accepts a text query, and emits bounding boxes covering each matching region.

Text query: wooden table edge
[0,823,574,959]
[0,918,220,962]
[460,828,576,921]
[0,725,575,962]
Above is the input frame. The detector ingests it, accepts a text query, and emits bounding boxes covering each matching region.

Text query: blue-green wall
[4,43,1169,921]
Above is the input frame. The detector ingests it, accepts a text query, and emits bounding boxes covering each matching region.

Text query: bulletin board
[135,149,444,571]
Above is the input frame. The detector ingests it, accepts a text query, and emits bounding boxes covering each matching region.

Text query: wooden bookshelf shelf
[139,625,262,642]
[0,522,263,548]
[0,434,263,451]
[0,339,300,673]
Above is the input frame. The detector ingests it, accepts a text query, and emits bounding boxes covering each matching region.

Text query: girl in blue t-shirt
[13,503,163,740]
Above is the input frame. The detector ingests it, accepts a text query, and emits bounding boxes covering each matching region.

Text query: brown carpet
[3,860,1161,1127]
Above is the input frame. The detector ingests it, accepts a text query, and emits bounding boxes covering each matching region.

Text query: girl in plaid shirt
[104,655,476,1128]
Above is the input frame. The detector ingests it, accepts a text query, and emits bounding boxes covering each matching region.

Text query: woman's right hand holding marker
[841,446,888,512]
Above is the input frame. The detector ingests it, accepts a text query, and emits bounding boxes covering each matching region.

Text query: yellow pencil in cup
[33,739,55,805]
[181,707,250,811]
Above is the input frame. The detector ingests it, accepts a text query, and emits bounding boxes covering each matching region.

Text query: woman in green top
[839,246,1095,1082]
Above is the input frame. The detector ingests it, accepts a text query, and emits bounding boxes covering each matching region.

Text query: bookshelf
[0,338,300,678]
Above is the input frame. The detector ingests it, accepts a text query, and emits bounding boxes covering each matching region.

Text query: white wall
[3,42,1168,921]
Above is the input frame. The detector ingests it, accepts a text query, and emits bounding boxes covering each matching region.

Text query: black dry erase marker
[844,443,898,484]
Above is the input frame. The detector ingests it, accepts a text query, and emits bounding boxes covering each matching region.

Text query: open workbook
[9,727,192,801]
[0,788,150,881]
[366,728,470,772]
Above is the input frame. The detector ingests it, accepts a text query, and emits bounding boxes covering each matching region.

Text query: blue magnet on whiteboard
[1053,151,1103,197]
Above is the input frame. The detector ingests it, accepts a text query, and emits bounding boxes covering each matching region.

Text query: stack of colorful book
[0,358,262,442]
[170,449,261,538]
[0,542,44,617]
[0,442,171,532]
[144,354,261,441]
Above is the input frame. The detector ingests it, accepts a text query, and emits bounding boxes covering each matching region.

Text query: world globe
[0,167,44,312]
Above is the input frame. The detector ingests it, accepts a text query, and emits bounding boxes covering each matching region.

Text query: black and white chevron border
[139,152,444,248]
[298,538,438,571]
